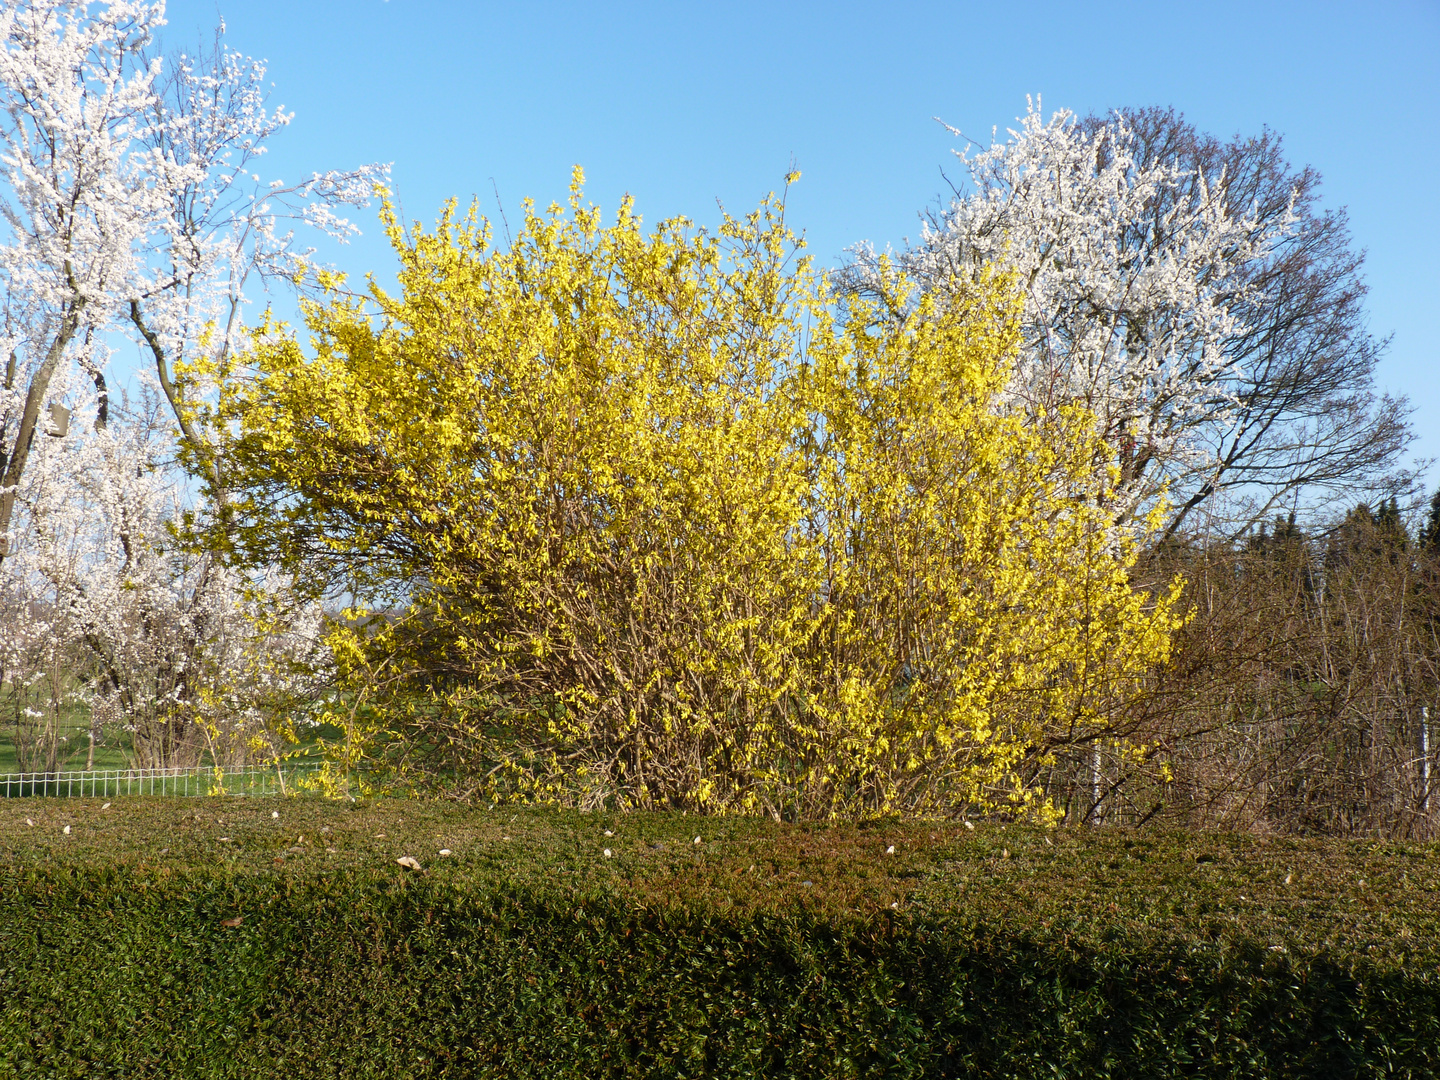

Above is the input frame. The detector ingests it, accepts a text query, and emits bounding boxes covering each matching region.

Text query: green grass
[0,685,339,776]
[0,733,129,773]
[0,678,129,773]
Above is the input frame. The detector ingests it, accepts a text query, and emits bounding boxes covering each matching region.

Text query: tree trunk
[0,304,84,564]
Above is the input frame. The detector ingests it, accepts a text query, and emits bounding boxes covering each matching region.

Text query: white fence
[0,762,328,799]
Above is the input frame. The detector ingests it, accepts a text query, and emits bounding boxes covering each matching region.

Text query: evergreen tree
[1329,499,1407,571]
[1420,487,1440,556]
[1376,496,1407,554]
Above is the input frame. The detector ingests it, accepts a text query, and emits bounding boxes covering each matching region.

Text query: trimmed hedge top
[3,798,1436,970]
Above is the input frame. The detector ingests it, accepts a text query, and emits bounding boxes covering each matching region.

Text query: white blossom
[852,98,1296,526]
[0,0,388,558]
[0,384,331,768]
[0,2,373,769]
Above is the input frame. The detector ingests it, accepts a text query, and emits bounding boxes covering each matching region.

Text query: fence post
[1423,706,1431,815]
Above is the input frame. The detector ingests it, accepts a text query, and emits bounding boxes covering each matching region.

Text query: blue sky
[161,0,1440,499]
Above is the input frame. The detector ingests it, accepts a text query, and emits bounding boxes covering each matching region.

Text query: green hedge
[2,800,1437,1078]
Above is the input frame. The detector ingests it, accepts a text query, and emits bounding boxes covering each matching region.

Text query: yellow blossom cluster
[216,170,1182,819]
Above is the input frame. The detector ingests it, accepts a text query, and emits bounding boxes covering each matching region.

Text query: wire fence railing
[0,762,329,799]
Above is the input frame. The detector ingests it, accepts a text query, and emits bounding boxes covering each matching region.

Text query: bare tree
[1095,506,1440,838]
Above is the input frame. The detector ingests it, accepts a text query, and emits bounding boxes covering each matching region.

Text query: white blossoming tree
[0,0,386,554]
[2,386,330,768]
[850,100,1410,537]
[0,0,380,768]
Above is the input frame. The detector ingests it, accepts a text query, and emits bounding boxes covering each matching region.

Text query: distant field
[0,684,337,776]
[0,734,129,774]
[0,685,131,773]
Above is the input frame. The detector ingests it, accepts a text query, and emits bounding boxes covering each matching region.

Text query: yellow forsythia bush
[217,171,1182,819]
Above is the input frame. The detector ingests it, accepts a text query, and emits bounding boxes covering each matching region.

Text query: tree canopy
[850,101,1411,540]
